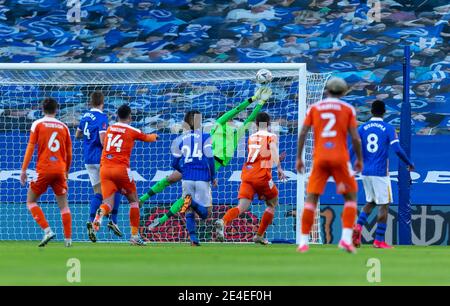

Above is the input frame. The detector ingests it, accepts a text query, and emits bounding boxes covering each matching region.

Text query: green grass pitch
[1,242,450,285]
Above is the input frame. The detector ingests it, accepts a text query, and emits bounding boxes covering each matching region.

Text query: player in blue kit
[75,91,123,242]
[171,110,217,246]
[353,100,415,249]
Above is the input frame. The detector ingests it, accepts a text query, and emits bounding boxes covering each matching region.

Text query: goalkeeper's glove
[251,86,272,104]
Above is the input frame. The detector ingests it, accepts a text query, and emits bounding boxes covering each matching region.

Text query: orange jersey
[241,130,277,182]
[23,116,72,174]
[101,122,157,168]
[304,98,357,162]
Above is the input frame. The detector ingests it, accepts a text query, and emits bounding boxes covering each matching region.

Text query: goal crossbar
[0,63,306,71]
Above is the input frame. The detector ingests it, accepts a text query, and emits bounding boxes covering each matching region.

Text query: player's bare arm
[99,130,106,146]
[212,178,218,188]
[296,124,311,173]
[269,141,286,181]
[75,128,83,139]
[349,126,363,172]
[66,132,73,179]
[20,140,35,186]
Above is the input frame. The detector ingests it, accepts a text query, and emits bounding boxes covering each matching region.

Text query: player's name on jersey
[315,103,343,111]
[82,112,99,120]
[41,122,65,130]
[109,126,126,133]
[362,122,387,131]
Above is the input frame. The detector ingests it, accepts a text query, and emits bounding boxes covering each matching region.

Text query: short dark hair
[371,100,386,117]
[90,91,104,107]
[256,112,271,128]
[42,98,58,114]
[184,110,202,130]
[117,104,131,120]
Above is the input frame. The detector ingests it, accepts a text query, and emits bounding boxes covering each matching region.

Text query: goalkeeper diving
[140,86,273,229]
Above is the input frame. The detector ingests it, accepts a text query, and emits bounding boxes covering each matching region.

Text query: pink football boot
[373,240,393,249]
[297,245,310,253]
[353,224,363,248]
[338,240,357,254]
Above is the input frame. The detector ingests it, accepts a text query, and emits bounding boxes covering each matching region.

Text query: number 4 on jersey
[83,122,91,140]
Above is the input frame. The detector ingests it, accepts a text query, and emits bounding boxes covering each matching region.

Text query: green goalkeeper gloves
[251,86,273,105]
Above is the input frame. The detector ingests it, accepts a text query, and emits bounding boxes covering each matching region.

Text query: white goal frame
[0,62,318,244]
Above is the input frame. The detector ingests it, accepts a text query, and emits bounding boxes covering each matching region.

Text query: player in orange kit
[20,98,73,247]
[215,112,286,245]
[296,78,363,254]
[92,104,158,246]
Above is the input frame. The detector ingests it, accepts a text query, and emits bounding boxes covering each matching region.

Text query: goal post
[0,63,329,244]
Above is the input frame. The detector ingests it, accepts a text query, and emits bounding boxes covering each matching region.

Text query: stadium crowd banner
[0,0,449,138]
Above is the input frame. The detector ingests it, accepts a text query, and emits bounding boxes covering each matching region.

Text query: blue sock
[375,223,387,242]
[190,199,209,220]
[357,211,369,227]
[186,212,198,243]
[110,193,121,224]
[89,193,103,222]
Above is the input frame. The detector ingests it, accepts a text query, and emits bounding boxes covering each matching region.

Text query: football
[255,69,273,84]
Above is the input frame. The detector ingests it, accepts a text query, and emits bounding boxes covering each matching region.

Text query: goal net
[0,63,330,244]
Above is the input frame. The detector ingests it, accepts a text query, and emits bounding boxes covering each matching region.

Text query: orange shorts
[31,172,68,196]
[238,178,278,201]
[100,166,136,199]
[307,160,357,195]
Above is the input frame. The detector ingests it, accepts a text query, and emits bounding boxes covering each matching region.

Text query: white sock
[44,227,52,234]
[96,214,103,223]
[299,234,309,246]
[341,228,353,244]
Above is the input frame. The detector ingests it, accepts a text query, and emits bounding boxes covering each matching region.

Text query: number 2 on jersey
[320,112,337,138]
[106,134,123,153]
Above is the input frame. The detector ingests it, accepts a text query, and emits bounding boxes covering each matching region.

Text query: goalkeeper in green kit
[140,86,273,229]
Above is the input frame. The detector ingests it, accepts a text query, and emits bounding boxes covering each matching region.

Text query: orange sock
[130,202,140,236]
[60,207,72,239]
[27,203,49,230]
[257,207,274,236]
[342,201,357,229]
[223,207,240,226]
[100,203,112,216]
[301,202,316,235]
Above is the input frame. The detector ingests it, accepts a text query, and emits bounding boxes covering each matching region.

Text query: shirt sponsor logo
[324,141,335,149]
